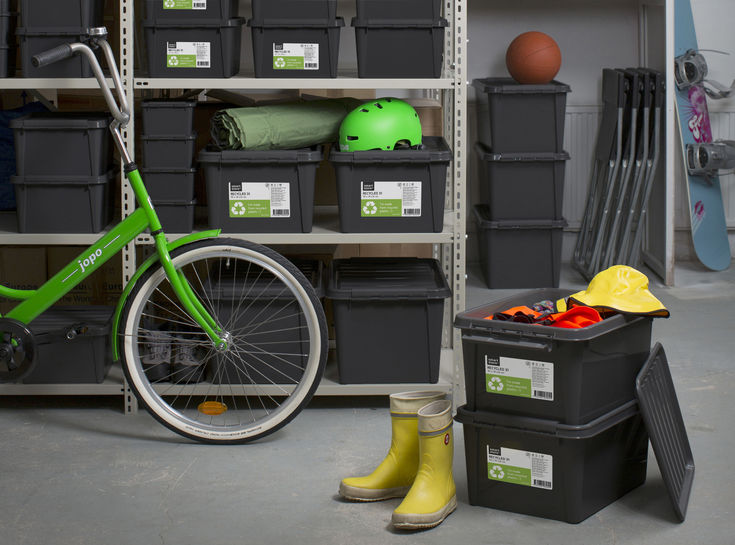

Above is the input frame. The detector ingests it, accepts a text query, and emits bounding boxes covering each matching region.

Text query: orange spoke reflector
[198,401,228,416]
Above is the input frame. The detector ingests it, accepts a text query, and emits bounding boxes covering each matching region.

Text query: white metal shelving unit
[0,0,468,406]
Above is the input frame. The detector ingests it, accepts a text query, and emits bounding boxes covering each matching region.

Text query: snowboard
[674,0,731,270]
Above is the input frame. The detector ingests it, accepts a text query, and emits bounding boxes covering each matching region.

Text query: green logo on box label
[485,374,532,397]
[361,199,403,217]
[167,54,196,68]
[229,200,270,218]
[164,0,197,9]
[273,56,305,70]
[488,463,532,486]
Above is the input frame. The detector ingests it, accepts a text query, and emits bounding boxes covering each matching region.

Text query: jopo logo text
[79,249,103,273]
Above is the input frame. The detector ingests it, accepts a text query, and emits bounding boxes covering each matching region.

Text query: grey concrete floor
[1,262,733,544]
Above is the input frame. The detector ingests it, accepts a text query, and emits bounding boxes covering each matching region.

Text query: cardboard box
[0,247,47,314]
[94,253,123,306]
[47,247,95,307]
[407,98,444,137]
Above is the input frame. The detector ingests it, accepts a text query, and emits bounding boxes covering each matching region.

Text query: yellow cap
[569,265,669,318]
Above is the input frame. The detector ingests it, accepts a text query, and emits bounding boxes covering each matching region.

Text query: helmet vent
[346,136,359,141]
[375,103,383,109]
[360,108,369,113]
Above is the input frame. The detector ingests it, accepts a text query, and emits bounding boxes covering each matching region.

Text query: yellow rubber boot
[392,399,457,530]
[339,391,446,502]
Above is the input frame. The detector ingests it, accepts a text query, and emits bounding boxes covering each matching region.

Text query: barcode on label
[534,390,553,399]
[196,61,210,67]
[304,62,318,68]
[533,479,552,489]
[193,1,206,7]
[403,208,421,216]
[272,209,290,216]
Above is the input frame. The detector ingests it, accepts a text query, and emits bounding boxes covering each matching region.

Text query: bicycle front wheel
[119,238,327,444]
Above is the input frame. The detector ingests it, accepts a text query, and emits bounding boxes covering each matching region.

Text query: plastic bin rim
[328,135,452,163]
[197,146,324,164]
[10,114,111,130]
[151,198,197,206]
[11,170,116,186]
[351,16,449,28]
[141,167,198,174]
[471,77,572,94]
[141,99,198,108]
[475,142,571,162]
[142,17,245,28]
[140,133,198,142]
[473,205,568,229]
[455,400,640,438]
[247,16,345,28]
[15,26,100,36]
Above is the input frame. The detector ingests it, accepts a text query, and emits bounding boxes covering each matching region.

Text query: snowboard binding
[675,49,735,99]
[687,140,735,177]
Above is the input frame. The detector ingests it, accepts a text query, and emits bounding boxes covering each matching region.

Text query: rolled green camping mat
[211,98,363,151]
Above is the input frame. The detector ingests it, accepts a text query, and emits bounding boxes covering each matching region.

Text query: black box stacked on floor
[454,289,654,523]
[143,0,244,78]
[249,0,343,78]
[352,0,447,78]
[10,112,114,233]
[17,0,106,77]
[141,99,198,233]
[472,78,571,288]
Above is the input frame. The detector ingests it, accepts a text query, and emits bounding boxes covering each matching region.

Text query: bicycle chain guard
[0,318,36,382]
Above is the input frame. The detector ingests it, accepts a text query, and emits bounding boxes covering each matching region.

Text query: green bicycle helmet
[339,98,422,152]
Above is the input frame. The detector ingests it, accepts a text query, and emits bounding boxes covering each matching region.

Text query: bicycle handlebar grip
[31,44,74,68]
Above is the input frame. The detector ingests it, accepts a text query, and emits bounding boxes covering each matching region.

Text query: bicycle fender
[111,230,221,362]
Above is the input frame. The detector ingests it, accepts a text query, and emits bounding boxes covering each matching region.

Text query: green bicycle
[0,29,328,444]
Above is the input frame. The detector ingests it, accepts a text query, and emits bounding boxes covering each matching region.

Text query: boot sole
[391,495,457,530]
[339,482,412,502]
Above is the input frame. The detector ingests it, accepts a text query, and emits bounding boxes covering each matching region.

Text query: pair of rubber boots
[339,391,456,530]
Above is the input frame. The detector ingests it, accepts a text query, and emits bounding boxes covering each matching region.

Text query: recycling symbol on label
[231,202,246,216]
[164,0,175,7]
[362,201,378,215]
[274,57,286,68]
[488,376,504,392]
[168,56,179,67]
[489,465,505,479]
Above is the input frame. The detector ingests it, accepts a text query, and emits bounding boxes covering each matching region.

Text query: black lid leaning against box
[326,258,451,301]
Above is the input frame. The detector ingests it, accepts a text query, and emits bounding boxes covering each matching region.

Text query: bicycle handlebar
[32,44,74,68]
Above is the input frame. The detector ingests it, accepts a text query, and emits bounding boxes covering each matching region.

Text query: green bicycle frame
[0,168,227,350]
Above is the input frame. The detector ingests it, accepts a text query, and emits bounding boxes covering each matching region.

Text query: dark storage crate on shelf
[17,27,97,78]
[22,306,114,384]
[207,259,325,384]
[11,113,111,176]
[141,133,197,169]
[326,258,451,384]
[356,0,442,21]
[152,199,196,233]
[198,146,323,233]
[141,168,196,201]
[252,0,337,24]
[473,205,566,288]
[12,170,115,233]
[329,136,451,233]
[141,99,197,137]
[455,401,649,523]
[144,0,239,24]
[353,18,447,78]
[0,44,9,78]
[250,18,343,78]
[472,78,571,153]
[143,18,244,78]
[475,143,569,220]
[19,0,105,30]
[455,287,653,424]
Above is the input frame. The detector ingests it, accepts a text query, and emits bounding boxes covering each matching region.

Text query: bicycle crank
[0,318,36,382]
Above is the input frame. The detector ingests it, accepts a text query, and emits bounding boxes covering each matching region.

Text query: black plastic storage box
[141,168,196,201]
[144,0,239,23]
[144,18,244,78]
[250,18,343,78]
[17,27,96,77]
[353,18,447,78]
[152,199,196,233]
[327,258,451,384]
[20,0,105,29]
[475,143,569,220]
[141,99,197,137]
[455,401,649,523]
[207,259,325,384]
[12,170,115,233]
[198,146,323,233]
[22,306,114,384]
[141,133,197,169]
[329,136,451,233]
[472,78,571,153]
[356,0,441,21]
[252,0,336,23]
[11,113,111,176]
[455,287,653,424]
[0,44,9,78]
[474,205,566,289]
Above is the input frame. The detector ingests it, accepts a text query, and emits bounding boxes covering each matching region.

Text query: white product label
[164,0,206,9]
[360,181,421,218]
[228,183,290,218]
[484,355,554,401]
[273,43,319,70]
[167,42,211,68]
[487,446,553,490]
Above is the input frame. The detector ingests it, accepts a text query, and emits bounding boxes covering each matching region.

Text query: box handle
[463,334,553,353]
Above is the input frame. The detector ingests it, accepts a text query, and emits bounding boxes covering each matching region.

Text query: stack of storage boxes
[141,99,198,233]
[249,0,343,78]
[472,78,571,288]
[0,0,10,77]
[143,0,244,78]
[17,0,105,77]
[454,289,654,523]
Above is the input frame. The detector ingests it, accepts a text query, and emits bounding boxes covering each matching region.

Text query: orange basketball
[506,31,562,84]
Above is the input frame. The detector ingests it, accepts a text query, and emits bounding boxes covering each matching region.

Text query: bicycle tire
[119,238,327,444]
